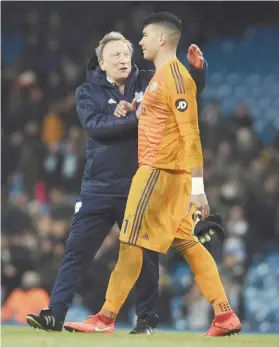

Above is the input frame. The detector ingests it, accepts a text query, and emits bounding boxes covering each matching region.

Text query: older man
[26,31,207,334]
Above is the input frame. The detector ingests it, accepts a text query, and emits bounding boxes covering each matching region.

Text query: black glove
[193,212,226,244]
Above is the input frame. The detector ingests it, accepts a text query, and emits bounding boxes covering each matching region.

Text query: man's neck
[107,76,125,95]
[154,49,177,69]
[107,76,125,87]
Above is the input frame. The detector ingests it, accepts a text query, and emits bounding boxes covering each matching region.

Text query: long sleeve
[167,74,203,169]
[188,60,208,96]
[76,84,138,139]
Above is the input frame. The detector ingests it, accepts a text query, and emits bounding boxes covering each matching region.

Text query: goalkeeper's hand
[193,211,226,244]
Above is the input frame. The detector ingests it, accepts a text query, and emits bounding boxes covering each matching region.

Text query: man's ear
[99,60,105,71]
[159,33,166,46]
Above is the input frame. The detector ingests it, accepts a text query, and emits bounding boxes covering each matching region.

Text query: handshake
[193,211,226,244]
[114,98,142,119]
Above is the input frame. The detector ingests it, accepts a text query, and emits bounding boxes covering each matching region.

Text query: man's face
[139,24,161,61]
[99,41,132,82]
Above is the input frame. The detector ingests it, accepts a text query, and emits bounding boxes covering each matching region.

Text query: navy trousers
[49,194,159,320]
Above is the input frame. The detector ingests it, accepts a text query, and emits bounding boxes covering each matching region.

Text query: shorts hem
[119,236,171,254]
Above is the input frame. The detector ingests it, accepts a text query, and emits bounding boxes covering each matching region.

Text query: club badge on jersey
[134,91,144,103]
[150,81,158,92]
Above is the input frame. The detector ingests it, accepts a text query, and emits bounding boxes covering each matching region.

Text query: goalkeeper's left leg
[173,239,230,314]
[172,237,242,336]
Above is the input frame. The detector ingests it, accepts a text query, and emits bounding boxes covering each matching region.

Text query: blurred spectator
[19,121,46,197]
[43,142,63,189]
[185,285,211,330]
[201,99,228,150]
[232,104,253,131]
[1,271,50,324]
[245,175,279,253]
[48,188,73,220]
[42,111,64,146]
[60,140,83,193]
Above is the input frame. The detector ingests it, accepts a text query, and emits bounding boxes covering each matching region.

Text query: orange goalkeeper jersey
[138,58,203,171]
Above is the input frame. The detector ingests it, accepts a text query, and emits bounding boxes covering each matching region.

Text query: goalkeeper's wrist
[191,177,205,195]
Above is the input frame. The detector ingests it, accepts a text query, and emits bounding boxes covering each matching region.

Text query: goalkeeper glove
[193,211,226,244]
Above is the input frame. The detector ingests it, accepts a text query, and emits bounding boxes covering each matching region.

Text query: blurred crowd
[1,2,279,332]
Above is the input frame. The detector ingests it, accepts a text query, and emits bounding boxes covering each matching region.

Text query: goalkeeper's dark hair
[143,12,182,33]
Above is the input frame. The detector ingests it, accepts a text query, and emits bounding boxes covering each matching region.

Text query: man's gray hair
[95,32,134,62]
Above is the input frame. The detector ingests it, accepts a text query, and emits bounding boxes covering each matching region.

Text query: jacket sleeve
[188,60,208,96]
[76,83,138,139]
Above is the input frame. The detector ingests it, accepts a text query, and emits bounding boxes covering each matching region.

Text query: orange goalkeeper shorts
[119,165,198,253]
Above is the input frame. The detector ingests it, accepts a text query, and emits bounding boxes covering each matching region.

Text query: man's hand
[114,98,137,117]
[187,194,210,220]
[187,44,204,69]
[114,101,127,117]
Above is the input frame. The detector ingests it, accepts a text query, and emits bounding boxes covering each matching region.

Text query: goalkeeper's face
[100,41,132,82]
[139,24,161,61]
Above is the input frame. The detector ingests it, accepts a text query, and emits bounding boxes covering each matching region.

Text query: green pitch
[2,327,279,347]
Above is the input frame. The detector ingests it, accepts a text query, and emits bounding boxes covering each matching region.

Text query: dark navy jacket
[75,57,207,197]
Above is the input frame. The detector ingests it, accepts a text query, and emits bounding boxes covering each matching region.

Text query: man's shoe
[64,313,114,333]
[129,313,159,335]
[26,308,63,331]
[204,312,242,337]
